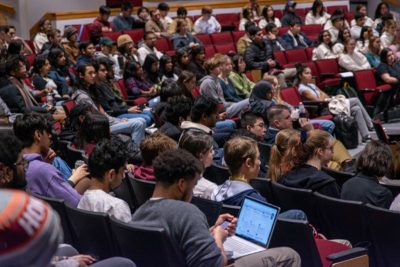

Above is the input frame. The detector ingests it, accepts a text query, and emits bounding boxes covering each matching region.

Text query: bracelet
[67,179,76,188]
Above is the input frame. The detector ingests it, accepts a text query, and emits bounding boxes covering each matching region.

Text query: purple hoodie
[23,153,81,207]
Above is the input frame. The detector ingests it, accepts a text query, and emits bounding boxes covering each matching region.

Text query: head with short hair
[267,104,292,129]
[13,113,52,154]
[65,103,97,132]
[7,39,23,56]
[265,22,278,34]
[78,41,95,57]
[204,55,221,75]
[140,132,177,166]
[88,138,128,190]
[224,136,260,177]
[159,79,183,102]
[32,54,50,74]
[179,131,214,168]
[164,95,192,126]
[153,149,203,201]
[0,133,25,189]
[99,5,111,15]
[244,21,256,33]
[190,96,219,126]
[241,111,266,141]
[201,6,213,15]
[144,31,157,48]
[121,2,133,14]
[356,140,393,178]
[190,45,205,62]
[5,55,26,79]
[354,12,366,26]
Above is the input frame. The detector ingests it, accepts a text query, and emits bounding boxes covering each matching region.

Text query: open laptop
[223,196,280,259]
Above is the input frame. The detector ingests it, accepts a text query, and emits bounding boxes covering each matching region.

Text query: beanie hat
[0,190,62,267]
[64,26,78,39]
[117,34,133,48]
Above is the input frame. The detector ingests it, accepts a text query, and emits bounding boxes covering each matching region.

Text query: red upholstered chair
[274,51,287,66]
[62,100,76,116]
[314,59,341,89]
[215,13,240,28]
[305,47,315,61]
[196,34,212,46]
[214,43,236,54]
[327,5,348,14]
[232,31,246,43]
[274,10,283,19]
[302,24,323,41]
[193,15,202,22]
[191,86,201,97]
[284,48,308,67]
[26,54,35,67]
[79,24,91,41]
[278,27,289,37]
[102,31,121,42]
[204,45,216,59]
[295,8,306,17]
[353,69,392,106]
[25,40,35,54]
[210,32,234,45]
[155,38,171,53]
[124,29,144,43]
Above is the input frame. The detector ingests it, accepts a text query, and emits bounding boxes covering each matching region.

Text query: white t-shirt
[78,189,132,223]
[193,177,218,200]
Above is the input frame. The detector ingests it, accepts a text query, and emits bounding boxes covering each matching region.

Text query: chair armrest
[303,100,329,106]
[358,88,376,93]
[320,73,336,79]
[327,247,368,262]
[376,84,392,92]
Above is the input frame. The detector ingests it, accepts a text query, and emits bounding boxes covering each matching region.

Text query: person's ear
[177,177,186,193]
[34,129,42,143]
[245,157,253,169]
[0,164,13,186]
[106,169,116,183]
[246,125,252,131]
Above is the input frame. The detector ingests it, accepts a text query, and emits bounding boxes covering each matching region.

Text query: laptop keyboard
[224,237,259,255]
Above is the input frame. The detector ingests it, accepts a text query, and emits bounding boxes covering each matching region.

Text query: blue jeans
[310,119,335,134]
[278,209,308,221]
[148,96,160,108]
[110,118,146,144]
[117,109,153,126]
[215,119,236,129]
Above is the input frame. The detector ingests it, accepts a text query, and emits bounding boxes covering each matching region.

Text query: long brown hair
[267,129,301,181]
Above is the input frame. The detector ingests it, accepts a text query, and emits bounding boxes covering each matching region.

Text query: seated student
[93,5,113,33]
[134,133,177,181]
[268,128,301,182]
[158,2,173,32]
[380,19,396,48]
[265,104,353,171]
[249,80,274,122]
[194,6,221,34]
[265,23,293,52]
[229,54,254,98]
[73,63,147,145]
[62,26,80,66]
[13,113,88,207]
[365,36,382,68]
[373,2,392,31]
[332,28,351,55]
[350,12,367,39]
[47,48,75,96]
[78,138,132,222]
[33,18,52,54]
[342,141,393,209]
[112,2,139,32]
[137,31,164,66]
[173,48,191,76]
[142,54,161,88]
[159,95,192,141]
[338,38,371,72]
[217,54,244,103]
[135,6,150,27]
[145,9,171,39]
[312,30,338,60]
[179,131,218,199]
[236,21,256,55]
[40,29,64,54]
[95,37,122,80]
[280,129,341,198]
[177,70,196,100]
[168,6,195,35]
[171,19,202,50]
[357,26,373,55]
[123,61,158,100]
[6,25,33,56]
[305,0,330,25]
[281,1,302,27]
[296,63,373,142]
[259,5,281,29]
[132,149,301,267]
[326,15,345,44]
[324,9,350,31]
[31,54,62,100]
[351,4,374,27]
[239,7,255,31]
[200,55,249,119]
[187,45,207,82]
[282,20,313,49]
[245,0,261,19]
[374,48,400,121]
[159,54,179,81]
[76,41,96,67]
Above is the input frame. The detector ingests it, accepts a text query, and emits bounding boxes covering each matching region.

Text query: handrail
[0,3,15,15]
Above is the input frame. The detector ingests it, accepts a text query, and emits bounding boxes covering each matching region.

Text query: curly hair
[153,149,203,184]
[356,140,393,178]
[13,113,52,148]
[140,132,177,166]
[88,138,128,180]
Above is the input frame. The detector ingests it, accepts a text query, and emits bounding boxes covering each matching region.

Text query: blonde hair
[224,136,258,176]
[204,55,222,72]
[267,129,301,181]
[302,129,332,162]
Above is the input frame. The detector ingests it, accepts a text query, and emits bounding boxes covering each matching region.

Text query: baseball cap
[288,1,297,7]
[99,37,114,47]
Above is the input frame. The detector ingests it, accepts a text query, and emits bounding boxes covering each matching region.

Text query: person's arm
[381,73,399,84]
[300,86,326,101]
[244,45,268,70]
[305,12,314,25]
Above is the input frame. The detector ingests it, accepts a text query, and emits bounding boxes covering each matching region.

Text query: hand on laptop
[213,214,238,237]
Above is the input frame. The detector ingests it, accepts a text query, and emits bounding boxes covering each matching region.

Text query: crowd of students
[1,0,400,266]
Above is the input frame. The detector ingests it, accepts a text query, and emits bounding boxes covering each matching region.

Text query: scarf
[9,76,39,108]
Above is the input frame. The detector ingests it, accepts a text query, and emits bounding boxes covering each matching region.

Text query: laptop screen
[235,197,280,247]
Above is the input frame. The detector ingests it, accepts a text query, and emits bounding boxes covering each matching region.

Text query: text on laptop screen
[236,198,278,246]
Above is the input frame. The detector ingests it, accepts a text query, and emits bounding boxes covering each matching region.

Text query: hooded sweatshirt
[249,80,274,122]
[199,75,232,109]
[133,165,155,181]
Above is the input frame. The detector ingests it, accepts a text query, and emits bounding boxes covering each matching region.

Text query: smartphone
[220,220,231,230]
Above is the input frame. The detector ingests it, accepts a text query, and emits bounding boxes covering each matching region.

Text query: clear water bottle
[298,102,307,118]
[46,93,54,106]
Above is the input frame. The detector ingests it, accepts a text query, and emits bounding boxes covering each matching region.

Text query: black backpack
[333,113,358,149]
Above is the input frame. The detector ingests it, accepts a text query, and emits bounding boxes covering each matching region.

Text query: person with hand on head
[194,7,221,34]
[13,113,88,206]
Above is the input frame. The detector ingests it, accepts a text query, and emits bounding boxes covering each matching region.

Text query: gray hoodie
[199,75,232,109]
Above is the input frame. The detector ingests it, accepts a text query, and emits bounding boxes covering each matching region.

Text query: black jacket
[159,121,183,142]
[0,83,47,114]
[244,40,279,73]
[280,164,341,198]
[187,61,207,83]
[97,81,129,117]
[281,11,303,27]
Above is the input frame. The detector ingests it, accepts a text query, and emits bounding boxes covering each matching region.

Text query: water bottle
[298,102,307,118]
[46,93,54,106]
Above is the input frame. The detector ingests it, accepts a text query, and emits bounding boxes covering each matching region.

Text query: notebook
[223,196,280,259]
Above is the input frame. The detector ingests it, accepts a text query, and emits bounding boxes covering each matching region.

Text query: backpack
[336,82,358,99]
[333,113,358,149]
